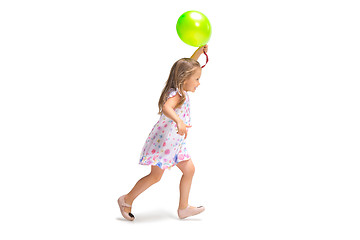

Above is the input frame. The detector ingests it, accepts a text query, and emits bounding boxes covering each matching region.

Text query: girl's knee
[189,165,195,176]
[150,173,163,183]
[149,167,164,183]
[184,162,195,176]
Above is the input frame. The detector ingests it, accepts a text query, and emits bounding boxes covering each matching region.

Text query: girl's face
[183,67,201,92]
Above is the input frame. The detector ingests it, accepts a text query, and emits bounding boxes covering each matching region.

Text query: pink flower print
[163,142,166,147]
[165,149,170,155]
[178,154,184,160]
[164,124,168,128]
[151,149,156,154]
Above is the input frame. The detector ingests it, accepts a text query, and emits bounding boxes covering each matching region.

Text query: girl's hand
[176,120,192,139]
[200,44,208,54]
[191,44,209,60]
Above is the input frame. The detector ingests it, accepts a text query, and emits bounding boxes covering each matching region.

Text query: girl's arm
[190,44,208,60]
[162,93,191,139]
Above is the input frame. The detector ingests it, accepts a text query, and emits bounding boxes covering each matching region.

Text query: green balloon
[176,11,212,47]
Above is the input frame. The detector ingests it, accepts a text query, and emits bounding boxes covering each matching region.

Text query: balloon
[176,11,212,47]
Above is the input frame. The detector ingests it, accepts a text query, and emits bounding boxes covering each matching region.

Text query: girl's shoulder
[168,88,183,99]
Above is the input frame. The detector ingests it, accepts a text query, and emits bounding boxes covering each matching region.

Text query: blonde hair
[158,58,200,114]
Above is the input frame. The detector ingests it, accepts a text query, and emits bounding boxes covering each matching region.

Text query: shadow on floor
[116,209,202,222]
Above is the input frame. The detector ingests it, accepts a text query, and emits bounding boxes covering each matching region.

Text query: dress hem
[139,156,191,170]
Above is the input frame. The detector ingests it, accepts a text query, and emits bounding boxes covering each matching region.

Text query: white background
[1,0,359,239]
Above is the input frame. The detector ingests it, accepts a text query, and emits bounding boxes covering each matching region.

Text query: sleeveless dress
[139,88,191,170]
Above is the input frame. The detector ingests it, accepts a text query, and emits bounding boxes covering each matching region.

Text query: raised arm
[190,44,208,60]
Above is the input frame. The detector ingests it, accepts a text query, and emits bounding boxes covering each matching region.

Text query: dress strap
[176,88,183,97]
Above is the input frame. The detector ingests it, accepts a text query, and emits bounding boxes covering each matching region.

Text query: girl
[118,45,208,221]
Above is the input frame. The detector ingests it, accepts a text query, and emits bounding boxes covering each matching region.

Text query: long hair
[158,58,200,114]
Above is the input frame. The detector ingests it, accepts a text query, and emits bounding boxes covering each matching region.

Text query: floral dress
[139,88,191,169]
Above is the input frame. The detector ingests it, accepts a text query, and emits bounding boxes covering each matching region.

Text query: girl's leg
[123,165,164,214]
[176,159,195,209]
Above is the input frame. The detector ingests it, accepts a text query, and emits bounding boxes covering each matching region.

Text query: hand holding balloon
[202,44,208,54]
[191,44,208,61]
[199,44,208,55]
